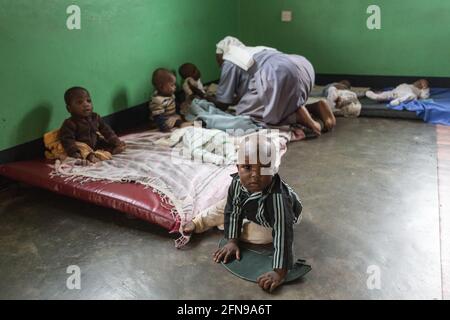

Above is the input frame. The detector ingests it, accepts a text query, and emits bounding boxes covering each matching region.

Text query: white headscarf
[216,36,276,71]
[216,36,245,54]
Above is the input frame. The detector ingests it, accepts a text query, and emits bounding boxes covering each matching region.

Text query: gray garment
[217,50,315,126]
[216,61,251,104]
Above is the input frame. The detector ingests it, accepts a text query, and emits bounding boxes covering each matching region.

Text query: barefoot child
[59,87,126,163]
[365,79,430,106]
[184,135,303,292]
[149,68,183,132]
[178,62,206,100]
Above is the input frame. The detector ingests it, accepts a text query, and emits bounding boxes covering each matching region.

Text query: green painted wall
[239,0,450,77]
[2,0,449,152]
[0,0,238,151]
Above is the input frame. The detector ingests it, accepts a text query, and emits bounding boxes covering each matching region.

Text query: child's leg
[390,93,416,106]
[365,90,394,101]
[183,198,227,234]
[74,142,95,158]
[305,100,336,131]
[240,221,273,244]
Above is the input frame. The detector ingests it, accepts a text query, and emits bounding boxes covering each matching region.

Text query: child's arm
[183,78,205,99]
[96,114,126,154]
[223,179,244,241]
[258,194,295,292]
[59,119,82,158]
[272,195,295,270]
[96,114,122,146]
[188,82,206,99]
[213,178,244,263]
[290,186,303,224]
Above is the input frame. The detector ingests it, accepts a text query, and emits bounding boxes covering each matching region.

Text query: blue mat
[387,88,450,126]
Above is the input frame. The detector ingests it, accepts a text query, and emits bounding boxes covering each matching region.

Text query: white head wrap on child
[236,132,281,175]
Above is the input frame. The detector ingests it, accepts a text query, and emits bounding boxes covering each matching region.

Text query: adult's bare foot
[317,100,336,131]
[311,119,322,136]
[296,106,321,136]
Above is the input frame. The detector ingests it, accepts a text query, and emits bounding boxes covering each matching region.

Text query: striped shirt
[149,93,176,118]
[224,173,302,270]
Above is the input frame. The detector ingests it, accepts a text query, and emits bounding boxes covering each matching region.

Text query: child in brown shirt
[59,87,126,163]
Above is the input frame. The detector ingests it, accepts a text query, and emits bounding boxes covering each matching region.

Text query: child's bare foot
[182,221,196,234]
[87,153,101,163]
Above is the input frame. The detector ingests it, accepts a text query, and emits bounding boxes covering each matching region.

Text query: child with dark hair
[323,80,361,117]
[178,63,206,100]
[59,87,126,163]
[149,68,183,132]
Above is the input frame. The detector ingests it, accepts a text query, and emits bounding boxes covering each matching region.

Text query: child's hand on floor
[257,269,287,293]
[213,239,240,264]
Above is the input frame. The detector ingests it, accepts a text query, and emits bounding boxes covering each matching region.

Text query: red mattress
[0,159,178,232]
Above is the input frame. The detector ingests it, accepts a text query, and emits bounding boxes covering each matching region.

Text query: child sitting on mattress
[59,87,126,163]
[183,135,302,293]
[365,79,430,106]
[323,80,361,117]
[178,63,218,117]
[178,63,206,100]
[150,68,184,132]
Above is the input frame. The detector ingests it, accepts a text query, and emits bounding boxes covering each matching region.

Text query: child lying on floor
[58,87,126,164]
[149,68,185,132]
[323,80,361,117]
[183,135,302,293]
[365,79,430,106]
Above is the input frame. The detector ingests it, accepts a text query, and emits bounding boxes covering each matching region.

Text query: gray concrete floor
[0,118,445,299]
